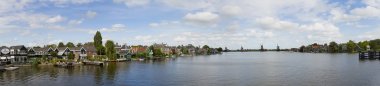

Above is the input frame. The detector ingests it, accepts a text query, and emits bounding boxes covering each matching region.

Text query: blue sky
[1,0,380,49]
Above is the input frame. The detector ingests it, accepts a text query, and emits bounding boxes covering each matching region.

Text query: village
[0,31,223,70]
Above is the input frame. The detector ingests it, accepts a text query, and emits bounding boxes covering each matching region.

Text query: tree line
[299,39,380,53]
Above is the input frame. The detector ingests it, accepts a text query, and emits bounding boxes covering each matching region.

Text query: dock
[359,51,380,59]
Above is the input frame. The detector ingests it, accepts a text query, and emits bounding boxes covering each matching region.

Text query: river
[0,52,379,86]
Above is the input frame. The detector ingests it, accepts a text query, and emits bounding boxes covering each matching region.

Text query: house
[0,46,11,64]
[56,47,71,59]
[29,47,52,56]
[116,44,131,59]
[27,47,36,57]
[69,47,87,61]
[131,45,147,54]
[9,45,28,63]
[83,45,97,58]
[152,43,179,55]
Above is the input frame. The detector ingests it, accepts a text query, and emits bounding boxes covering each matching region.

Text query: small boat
[138,58,145,61]
[116,58,127,62]
[5,67,19,71]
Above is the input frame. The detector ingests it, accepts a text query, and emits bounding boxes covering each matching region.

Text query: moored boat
[4,67,19,71]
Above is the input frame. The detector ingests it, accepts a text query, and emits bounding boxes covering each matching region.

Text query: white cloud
[68,19,83,25]
[300,22,342,42]
[89,24,126,34]
[256,17,299,30]
[47,15,65,23]
[149,21,180,28]
[221,5,242,17]
[113,0,150,7]
[183,11,219,25]
[159,0,211,10]
[86,11,97,18]
[363,0,380,8]
[350,6,380,18]
[329,8,361,23]
[41,0,95,5]
[0,0,33,13]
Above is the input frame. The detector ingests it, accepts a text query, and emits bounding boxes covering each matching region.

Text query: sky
[0,0,380,49]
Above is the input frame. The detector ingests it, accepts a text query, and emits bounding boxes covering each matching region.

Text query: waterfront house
[9,45,28,63]
[83,45,97,58]
[57,47,71,59]
[27,47,36,57]
[131,45,147,54]
[116,44,131,59]
[69,47,87,61]
[32,47,53,56]
[310,43,328,53]
[0,46,10,64]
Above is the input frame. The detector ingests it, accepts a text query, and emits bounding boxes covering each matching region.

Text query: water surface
[0,52,379,86]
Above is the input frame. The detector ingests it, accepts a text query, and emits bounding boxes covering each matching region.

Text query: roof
[0,46,8,50]
[33,47,50,52]
[83,45,96,52]
[10,45,26,50]
[69,47,84,51]
[57,47,69,51]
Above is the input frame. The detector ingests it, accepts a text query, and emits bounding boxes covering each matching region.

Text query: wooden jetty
[359,51,380,59]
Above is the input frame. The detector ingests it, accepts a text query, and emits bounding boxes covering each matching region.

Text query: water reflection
[2,52,380,86]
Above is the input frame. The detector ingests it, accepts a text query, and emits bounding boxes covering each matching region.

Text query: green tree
[217,47,223,52]
[76,43,83,47]
[105,40,116,60]
[369,39,380,50]
[58,42,65,47]
[150,45,164,57]
[358,41,370,51]
[347,40,356,53]
[94,31,105,55]
[67,52,75,60]
[299,45,305,52]
[202,45,210,49]
[50,52,58,57]
[66,42,75,48]
[136,52,147,58]
[46,44,57,48]
[202,45,211,54]
[181,47,189,54]
[84,42,94,46]
[328,41,339,53]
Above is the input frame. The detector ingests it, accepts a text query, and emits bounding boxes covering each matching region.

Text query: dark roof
[57,47,69,51]
[10,45,26,50]
[69,47,86,52]
[83,45,96,52]
[33,47,50,52]
[0,46,8,50]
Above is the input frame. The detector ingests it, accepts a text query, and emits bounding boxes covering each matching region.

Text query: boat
[82,61,103,66]
[138,58,145,61]
[4,67,19,71]
[116,58,127,62]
